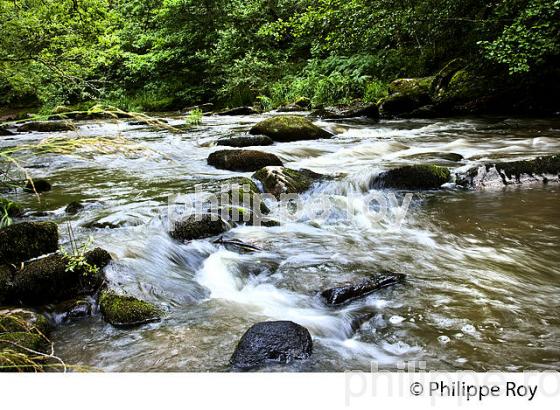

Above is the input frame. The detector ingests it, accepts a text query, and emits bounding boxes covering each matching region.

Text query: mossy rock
[388,77,434,97]
[216,135,274,148]
[380,77,434,117]
[0,198,23,218]
[431,58,466,97]
[0,222,59,265]
[220,177,270,215]
[5,248,111,306]
[170,214,228,241]
[0,332,50,354]
[99,291,161,327]
[25,179,52,193]
[208,149,283,172]
[371,165,451,190]
[0,308,51,335]
[219,106,259,116]
[65,201,84,215]
[294,97,311,108]
[17,121,75,133]
[253,166,324,198]
[250,116,333,142]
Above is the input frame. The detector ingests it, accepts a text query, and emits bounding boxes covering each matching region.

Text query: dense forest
[1,0,559,114]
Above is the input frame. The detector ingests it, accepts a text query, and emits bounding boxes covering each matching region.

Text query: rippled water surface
[2,114,559,371]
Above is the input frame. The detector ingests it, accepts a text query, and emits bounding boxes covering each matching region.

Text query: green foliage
[186,109,203,126]
[59,227,99,277]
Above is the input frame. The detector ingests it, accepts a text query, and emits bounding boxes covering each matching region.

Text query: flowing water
[2,114,559,372]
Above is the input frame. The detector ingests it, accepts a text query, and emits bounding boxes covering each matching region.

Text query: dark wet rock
[5,248,110,306]
[0,198,23,218]
[400,105,440,119]
[0,222,58,265]
[253,166,324,198]
[25,179,51,193]
[218,177,270,216]
[380,77,433,117]
[321,273,406,306]
[371,165,451,190]
[250,116,333,142]
[208,149,283,172]
[311,103,379,120]
[0,308,51,335]
[170,214,228,241]
[230,321,313,371]
[53,299,93,322]
[17,121,75,133]
[219,106,259,116]
[99,290,161,327]
[0,266,12,305]
[277,104,307,113]
[405,152,464,163]
[65,201,84,215]
[216,135,274,148]
[0,127,14,136]
[128,118,169,126]
[294,97,311,108]
[456,154,560,189]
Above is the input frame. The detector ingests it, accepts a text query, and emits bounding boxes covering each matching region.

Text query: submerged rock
[52,298,93,322]
[5,248,111,306]
[219,106,259,116]
[208,149,283,171]
[404,152,464,163]
[25,179,52,193]
[321,273,406,306]
[0,127,14,136]
[170,214,228,241]
[250,116,333,142]
[216,135,274,148]
[371,165,451,190]
[99,291,161,327]
[253,166,324,198]
[456,154,560,189]
[230,321,313,371]
[17,121,75,133]
[65,201,84,215]
[0,222,59,265]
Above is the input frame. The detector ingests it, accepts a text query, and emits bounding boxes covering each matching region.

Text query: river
[1,114,559,371]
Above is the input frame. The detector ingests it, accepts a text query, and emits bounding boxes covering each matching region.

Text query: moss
[0,309,51,335]
[223,177,270,215]
[0,198,23,218]
[388,77,434,96]
[253,166,323,198]
[494,154,560,181]
[372,165,451,190]
[0,332,49,354]
[207,149,283,172]
[0,222,59,265]
[294,97,311,108]
[17,121,75,133]
[250,116,333,142]
[0,350,44,372]
[99,291,161,327]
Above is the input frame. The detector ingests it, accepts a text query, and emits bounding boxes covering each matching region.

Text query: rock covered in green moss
[0,198,23,218]
[311,103,379,120]
[371,165,451,190]
[0,222,58,265]
[456,154,560,189]
[17,121,75,133]
[0,308,51,335]
[1,248,111,306]
[170,214,228,241]
[250,116,333,142]
[253,166,324,198]
[380,77,434,117]
[25,179,52,193]
[216,135,274,148]
[220,176,270,215]
[99,291,161,327]
[208,149,283,171]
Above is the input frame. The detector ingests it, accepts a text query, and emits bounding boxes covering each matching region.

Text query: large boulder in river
[216,135,273,148]
[321,273,406,306]
[379,77,433,117]
[230,321,313,371]
[170,214,228,241]
[219,106,259,116]
[3,248,111,306]
[208,149,283,171]
[17,121,75,133]
[456,154,560,189]
[250,116,333,142]
[99,290,161,327]
[253,166,324,198]
[0,222,58,265]
[371,165,451,190]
